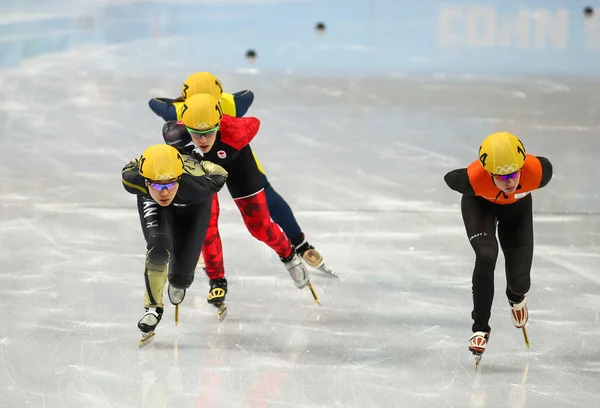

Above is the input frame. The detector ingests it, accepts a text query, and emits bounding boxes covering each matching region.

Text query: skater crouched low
[121,144,227,343]
[444,132,553,359]
[149,71,335,277]
[163,93,318,303]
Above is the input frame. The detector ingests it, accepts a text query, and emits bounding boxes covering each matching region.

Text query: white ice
[1,0,600,407]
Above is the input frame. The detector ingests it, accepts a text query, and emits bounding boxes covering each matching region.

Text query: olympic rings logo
[193,122,214,130]
[494,164,518,175]
[155,172,175,180]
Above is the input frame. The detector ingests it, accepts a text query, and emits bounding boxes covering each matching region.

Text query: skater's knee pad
[146,246,170,269]
[169,273,194,290]
[474,243,498,270]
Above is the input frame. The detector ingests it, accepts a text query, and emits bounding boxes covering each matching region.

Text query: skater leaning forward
[444,132,553,357]
[121,143,227,340]
[162,92,318,307]
[149,71,335,277]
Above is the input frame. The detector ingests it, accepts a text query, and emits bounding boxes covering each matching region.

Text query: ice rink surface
[1,0,600,407]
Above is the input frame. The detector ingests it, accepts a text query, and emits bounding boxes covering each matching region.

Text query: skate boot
[296,240,324,268]
[207,278,227,306]
[168,284,186,305]
[469,331,490,355]
[207,278,227,321]
[294,233,337,277]
[509,297,528,328]
[138,307,164,347]
[468,331,490,369]
[510,296,531,348]
[281,250,309,289]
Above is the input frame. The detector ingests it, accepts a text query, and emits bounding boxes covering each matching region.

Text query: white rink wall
[0,0,599,75]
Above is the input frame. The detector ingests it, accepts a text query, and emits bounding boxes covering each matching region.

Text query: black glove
[201,161,228,192]
[122,158,139,173]
[162,121,195,154]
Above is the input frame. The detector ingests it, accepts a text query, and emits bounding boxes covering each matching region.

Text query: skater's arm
[230,90,254,117]
[219,114,260,150]
[152,97,176,104]
[200,161,228,192]
[162,121,195,154]
[148,98,178,121]
[536,156,553,188]
[444,168,476,195]
[122,159,149,195]
[182,156,228,194]
[220,91,254,117]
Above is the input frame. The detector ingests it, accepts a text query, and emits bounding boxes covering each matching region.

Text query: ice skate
[138,307,163,348]
[207,278,228,321]
[168,285,186,325]
[281,250,321,305]
[509,297,528,328]
[509,297,530,347]
[296,239,338,278]
[468,331,490,369]
[168,284,186,305]
[281,251,309,289]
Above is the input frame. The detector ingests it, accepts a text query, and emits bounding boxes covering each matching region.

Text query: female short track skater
[122,144,227,344]
[444,132,553,366]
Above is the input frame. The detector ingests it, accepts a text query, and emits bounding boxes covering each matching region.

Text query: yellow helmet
[478,132,527,175]
[180,93,223,132]
[139,144,185,181]
[181,72,223,100]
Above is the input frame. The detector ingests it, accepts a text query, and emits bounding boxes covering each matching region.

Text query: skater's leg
[227,145,309,289]
[166,198,213,306]
[170,198,212,289]
[498,195,534,303]
[498,195,534,327]
[235,190,292,258]
[137,195,173,309]
[461,195,498,333]
[136,195,174,334]
[235,190,309,289]
[262,175,325,268]
[261,174,303,242]
[202,193,225,280]
[256,154,326,269]
[200,194,229,308]
[228,146,293,258]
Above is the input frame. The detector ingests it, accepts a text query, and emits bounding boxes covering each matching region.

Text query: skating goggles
[186,125,219,136]
[493,171,520,181]
[147,179,180,191]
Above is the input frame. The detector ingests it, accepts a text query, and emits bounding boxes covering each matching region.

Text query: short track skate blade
[522,326,530,348]
[316,264,338,278]
[139,332,155,348]
[474,354,483,370]
[307,282,321,306]
[217,305,227,322]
